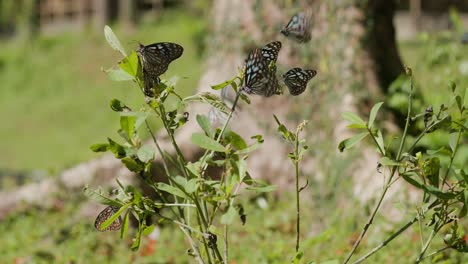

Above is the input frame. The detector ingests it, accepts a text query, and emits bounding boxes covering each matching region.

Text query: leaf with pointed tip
[104,25,127,57]
[368,102,384,128]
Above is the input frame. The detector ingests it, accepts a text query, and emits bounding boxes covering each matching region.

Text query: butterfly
[281,12,311,43]
[261,41,282,65]
[137,42,184,96]
[282,67,317,96]
[94,205,122,232]
[242,48,279,97]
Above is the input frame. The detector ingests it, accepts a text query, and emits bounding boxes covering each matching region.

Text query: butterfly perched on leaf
[242,41,282,97]
[94,205,122,232]
[137,42,184,96]
[282,67,317,96]
[281,12,311,43]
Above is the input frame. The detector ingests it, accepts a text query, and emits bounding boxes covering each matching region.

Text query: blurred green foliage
[0,11,206,173]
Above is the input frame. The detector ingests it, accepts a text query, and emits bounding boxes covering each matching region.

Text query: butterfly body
[137,42,184,96]
[282,67,317,96]
[281,12,311,43]
[94,205,122,232]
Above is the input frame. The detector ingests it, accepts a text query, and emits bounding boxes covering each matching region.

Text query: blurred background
[0,0,467,263]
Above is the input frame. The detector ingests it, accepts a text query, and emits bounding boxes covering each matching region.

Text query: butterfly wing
[95,206,123,232]
[139,42,184,76]
[138,42,183,96]
[283,68,317,96]
[281,12,311,43]
[243,48,271,96]
[261,41,282,65]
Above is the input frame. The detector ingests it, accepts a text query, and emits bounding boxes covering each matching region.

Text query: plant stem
[442,130,462,186]
[415,229,436,263]
[420,245,451,261]
[343,76,414,264]
[179,226,206,264]
[224,224,228,263]
[352,215,420,264]
[145,121,185,220]
[353,199,440,263]
[295,134,301,252]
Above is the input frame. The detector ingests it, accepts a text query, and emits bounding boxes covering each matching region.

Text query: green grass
[399,33,468,106]
[0,11,205,172]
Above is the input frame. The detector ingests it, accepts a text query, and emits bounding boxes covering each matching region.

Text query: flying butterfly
[261,41,282,65]
[94,205,122,232]
[137,42,184,96]
[281,12,311,43]
[282,67,317,96]
[243,48,279,97]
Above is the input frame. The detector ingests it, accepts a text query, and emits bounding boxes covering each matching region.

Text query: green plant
[85,26,276,264]
[274,116,309,262]
[340,67,468,263]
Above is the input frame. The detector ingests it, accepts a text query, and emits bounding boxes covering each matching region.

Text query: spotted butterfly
[261,41,282,65]
[281,12,311,43]
[243,48,279,97]
[282,67,317,96]
[94,205,122,232]
[137,42,184,96]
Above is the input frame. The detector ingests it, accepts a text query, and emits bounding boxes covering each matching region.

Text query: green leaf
[185,179,199,194]
[156,183,188,199]
[120,115,136,140]
[347,123,367,129]
[109,99,127,112]
[83,186,121,206]
[121,157,144,172]
[137,145,155,163]
[191,133,225,152]
[142,225,155,236]
[368,102,384,128]
[90,143,109,152]
[104,67,133,81]
[196,114,213,137]
[183,93,230,116]
[455,95,463,113]
[338,132,368,152]
[449,133,458,152]
[107,138,126,158]
[104,25,127,57]
[186,161,201,177]
[224,131,247,150]
[211,77,235,90]
[220,205,237,225]
[422,157,440,187]
[274,115,295,142]
[424,185,456,200]
[236,142,261,155]
[131,227,142,251]
[238,158,247,182]
[119,51,140,78]
[245,183,277,193]
[342,111,366,126]
[120,211,130,238]
[292,251,304,264]
[375,129,385,155]
[101,203,131,230]
[459,190,468,217]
